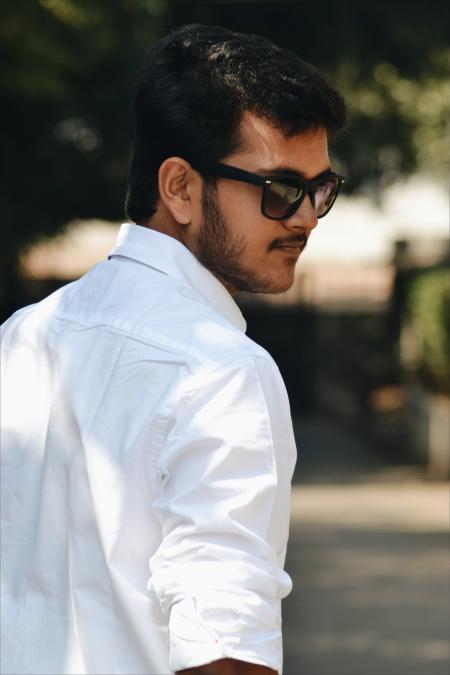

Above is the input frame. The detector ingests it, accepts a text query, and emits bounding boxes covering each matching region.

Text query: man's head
[126,23,346,294]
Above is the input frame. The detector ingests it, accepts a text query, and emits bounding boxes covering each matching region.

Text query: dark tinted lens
[263,180,303,218]
[314,176,339,217]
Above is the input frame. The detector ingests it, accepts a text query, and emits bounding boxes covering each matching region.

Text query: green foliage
[1,0,170,302]
[1,0,449,310]
[407,268,450,394]
[171,0,449,194]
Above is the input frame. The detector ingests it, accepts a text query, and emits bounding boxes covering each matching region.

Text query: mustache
[269,234,308,251]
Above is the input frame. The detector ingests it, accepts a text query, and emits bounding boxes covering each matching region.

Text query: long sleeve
[149,355,296,673]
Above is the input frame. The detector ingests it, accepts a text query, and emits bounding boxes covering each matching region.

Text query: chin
[221,263,295,295]
[260,274,295,295]
[268,281,295,294]
[272,269,297,293]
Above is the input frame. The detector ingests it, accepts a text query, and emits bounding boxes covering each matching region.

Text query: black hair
[125,23,346,224]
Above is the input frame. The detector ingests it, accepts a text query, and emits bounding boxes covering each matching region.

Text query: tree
[1,0,448,314]
[1,0,170,311]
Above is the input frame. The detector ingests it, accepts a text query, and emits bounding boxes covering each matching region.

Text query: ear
[157,157,199,225]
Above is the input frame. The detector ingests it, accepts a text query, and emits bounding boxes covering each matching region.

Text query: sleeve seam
[179,351,276,398]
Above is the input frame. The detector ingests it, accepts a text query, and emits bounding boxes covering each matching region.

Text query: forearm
[177,657,277,675]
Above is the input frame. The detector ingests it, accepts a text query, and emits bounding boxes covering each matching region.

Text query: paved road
[282,415,449,675]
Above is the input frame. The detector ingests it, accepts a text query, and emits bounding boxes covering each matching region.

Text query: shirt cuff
[168,596,282,673]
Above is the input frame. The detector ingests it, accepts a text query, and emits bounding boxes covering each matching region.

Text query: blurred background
[1,1,449,673]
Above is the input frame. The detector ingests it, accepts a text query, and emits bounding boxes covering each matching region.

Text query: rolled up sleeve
[149,355,295,673]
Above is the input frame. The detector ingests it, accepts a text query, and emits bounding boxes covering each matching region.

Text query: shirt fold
[1,224,296,675]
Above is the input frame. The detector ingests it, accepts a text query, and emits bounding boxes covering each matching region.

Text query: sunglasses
[192,161,345,220]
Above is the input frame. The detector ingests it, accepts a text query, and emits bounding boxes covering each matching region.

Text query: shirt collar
[109,223,247,333]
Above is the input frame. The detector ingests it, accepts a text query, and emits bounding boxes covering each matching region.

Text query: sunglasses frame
[192,160,345,220]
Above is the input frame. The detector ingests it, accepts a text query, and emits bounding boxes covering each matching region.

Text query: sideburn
[196,182,273,294]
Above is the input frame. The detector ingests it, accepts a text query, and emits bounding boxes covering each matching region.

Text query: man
[1,24,346,675]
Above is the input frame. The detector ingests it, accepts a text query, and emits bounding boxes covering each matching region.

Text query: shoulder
[6,261,279,381]
[57,259,274,369]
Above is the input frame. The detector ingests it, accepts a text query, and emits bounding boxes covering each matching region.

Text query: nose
[283,193,318,233]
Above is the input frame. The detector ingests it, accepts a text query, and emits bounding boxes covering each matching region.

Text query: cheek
[219,181,260,221]
[218,183,271,249]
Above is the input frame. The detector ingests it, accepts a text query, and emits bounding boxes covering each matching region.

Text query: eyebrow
[256,165,333,180]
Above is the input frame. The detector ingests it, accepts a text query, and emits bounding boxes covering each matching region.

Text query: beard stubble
[196,183,283,294]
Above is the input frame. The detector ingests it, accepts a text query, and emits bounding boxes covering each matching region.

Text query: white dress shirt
[1,223,297,675]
